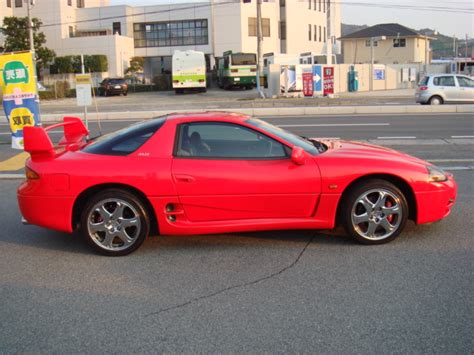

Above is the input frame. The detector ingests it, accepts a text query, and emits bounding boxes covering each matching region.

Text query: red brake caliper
[386,200,393,223]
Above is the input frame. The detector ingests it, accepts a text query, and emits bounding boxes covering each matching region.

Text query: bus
[172,50,206,94]
[217,51,257,89]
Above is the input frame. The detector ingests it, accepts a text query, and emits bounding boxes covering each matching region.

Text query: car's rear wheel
[81,189,150,256]
[429,95,443,105]
[341,180,408,245]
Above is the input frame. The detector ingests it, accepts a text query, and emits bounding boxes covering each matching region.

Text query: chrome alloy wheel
[87,198,142,252]
[351,188,402,241]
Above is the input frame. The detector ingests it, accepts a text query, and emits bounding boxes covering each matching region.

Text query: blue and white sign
[374,68,385,80]
[312,65,322,92]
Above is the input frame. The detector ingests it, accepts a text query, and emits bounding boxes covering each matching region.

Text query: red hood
[316,139,430,166]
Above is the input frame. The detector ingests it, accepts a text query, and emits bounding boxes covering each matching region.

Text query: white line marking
[311,137,340,140]
[260,112,474,119]
[0,174,25,179]
[451,136,474,138]
[440,166,474,171]
[429,159,474,163]
[279,123,390,127]
[377,136,416,140]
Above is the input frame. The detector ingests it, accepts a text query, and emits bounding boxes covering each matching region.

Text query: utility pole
[255,0,265,98]
[326,0,333,65]
[26,0,35,52]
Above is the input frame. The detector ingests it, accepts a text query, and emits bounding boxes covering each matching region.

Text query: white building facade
[0,0,341,78]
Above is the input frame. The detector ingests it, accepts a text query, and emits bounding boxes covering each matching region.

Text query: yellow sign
[9,107,36,134]
[76,74,92,85]
[0,51,37,95]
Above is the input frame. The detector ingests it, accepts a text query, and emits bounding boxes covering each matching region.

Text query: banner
[0,51,41,149]
[323,67,334,96]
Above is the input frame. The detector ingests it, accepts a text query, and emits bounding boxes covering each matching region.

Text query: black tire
[429,95,443,105]
[123,91,128,96]
[80,189,150,256]
[341,179,408,245]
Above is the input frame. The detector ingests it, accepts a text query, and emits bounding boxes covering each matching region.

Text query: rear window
[418,76,429,86]
[82,117,166,156]
[109,79,126,84]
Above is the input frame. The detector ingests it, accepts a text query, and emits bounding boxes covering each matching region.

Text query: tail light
[173,80,179,83]
[25,166,40,180]
[231,69,238,73]
[198,79,205,83]
[250,68,257,72]
[419,86,428,91]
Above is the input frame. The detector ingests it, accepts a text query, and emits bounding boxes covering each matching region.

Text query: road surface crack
[144,235,314,318]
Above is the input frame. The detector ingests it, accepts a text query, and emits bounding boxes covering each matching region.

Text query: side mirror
[291,146,306,165]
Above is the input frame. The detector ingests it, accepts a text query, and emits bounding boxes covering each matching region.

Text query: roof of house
[340,23,424,40]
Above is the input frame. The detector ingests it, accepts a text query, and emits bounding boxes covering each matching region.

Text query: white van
[172,50,206,94]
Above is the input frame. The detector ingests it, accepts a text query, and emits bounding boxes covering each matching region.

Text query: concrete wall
[342,37,429,64]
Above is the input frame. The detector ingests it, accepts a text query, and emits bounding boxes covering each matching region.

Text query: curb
[2,105,472,123]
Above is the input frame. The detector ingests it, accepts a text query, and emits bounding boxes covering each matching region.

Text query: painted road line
[0,152,29,172]
[451,136,474,138]
[377,136,416,139]
[440,166,474,171]
[0,173,25,179]
[279,123,391,127]
[429,159,474,163]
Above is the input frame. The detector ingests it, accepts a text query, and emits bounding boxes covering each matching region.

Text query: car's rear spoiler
[24,117,89,161]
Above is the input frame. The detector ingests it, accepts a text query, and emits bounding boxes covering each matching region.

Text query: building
[0,0,341,79]
[340,23,433,65]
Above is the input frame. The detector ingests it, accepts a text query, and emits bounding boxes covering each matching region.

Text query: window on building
[248,18,270,37]
[319,26,322,42]
[308,24,312,41]
[113,22,121,35]
[69,26,74,37]
[308,0,311,9]
[77,0,84,8]
[433,76,455,87]
[279,0,285,7]
[15,0,22,8]
[323,0,326,12]
[6,0,11,7]
[68,0,72,6]
[324,26,326,42]
[393,38,406,47]
[134,19,209,48]
[314,25,317,41]
[313,0,316,10]
[365,39,378,47]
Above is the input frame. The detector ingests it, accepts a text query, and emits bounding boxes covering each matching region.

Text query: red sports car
[18,112,457,256]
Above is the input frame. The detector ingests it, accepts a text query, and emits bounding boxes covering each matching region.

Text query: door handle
[174,174,196,183]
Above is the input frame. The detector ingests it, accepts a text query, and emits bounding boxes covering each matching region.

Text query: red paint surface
[323,67,334,96]
[18,112,457,237]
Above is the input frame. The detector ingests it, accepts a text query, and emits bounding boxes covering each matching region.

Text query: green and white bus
[217,51,257,89]
[172,50,206,94]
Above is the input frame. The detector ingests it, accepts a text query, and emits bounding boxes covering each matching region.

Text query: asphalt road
[0,142,473,352]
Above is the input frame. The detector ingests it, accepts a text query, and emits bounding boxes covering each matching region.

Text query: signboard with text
[75,74,92,107]
[312,65,322,92]
[302,70,313,97]
[323,67,334,96]
[0,51,41,149]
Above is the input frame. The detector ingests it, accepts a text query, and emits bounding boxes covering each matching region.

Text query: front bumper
[415,175,457,224]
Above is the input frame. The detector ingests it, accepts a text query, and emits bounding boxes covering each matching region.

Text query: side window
[433,76,455,87]
[175,122,288,159]
[457,76,474,88]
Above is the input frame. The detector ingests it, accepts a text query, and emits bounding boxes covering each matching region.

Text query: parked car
[98,78,128,96]
[416,74,474,105]
[19,113,457,256]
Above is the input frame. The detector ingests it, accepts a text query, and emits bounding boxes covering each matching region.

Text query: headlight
[427,165,448,182]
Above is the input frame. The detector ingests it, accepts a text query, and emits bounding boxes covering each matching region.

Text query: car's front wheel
[341,180,408,245]
[81,189,150,256]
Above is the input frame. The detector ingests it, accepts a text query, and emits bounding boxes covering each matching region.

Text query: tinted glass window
[433,76,456,87]
[83,117,166,156]
[457,76,474,88]
[231,54,257,65]
[175,122,288,159]
[418,76,429,86]
[246,118,319,155]
[109,79,126,84]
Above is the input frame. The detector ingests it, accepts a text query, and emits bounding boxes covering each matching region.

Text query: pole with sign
[75,73,92,129]
[0,51,41,149]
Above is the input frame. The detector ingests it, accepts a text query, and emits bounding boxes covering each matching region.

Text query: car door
[433,75,460,102]
[456,76,474,102]
[171,121,321,222]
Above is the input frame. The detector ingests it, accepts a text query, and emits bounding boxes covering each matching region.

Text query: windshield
[246,118,319,155]
[109,79,126,84]
[231,54,256,66]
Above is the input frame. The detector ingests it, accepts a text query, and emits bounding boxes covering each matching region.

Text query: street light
[370,35,386,92]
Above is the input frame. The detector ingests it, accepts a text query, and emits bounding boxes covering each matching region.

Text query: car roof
[164,111,251,123]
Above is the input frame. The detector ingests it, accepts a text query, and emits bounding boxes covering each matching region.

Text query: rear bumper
[415,92,430,103]
[415,176,457,224]
[17,186,74,233]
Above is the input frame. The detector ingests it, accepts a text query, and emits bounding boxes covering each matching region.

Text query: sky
[109,0,474,38]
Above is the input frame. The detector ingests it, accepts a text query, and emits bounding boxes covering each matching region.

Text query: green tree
[2,16,56,75]
[125,56,144,80]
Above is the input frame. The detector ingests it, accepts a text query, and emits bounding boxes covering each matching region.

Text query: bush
[50,55,108,74]
[153,75,171,91]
